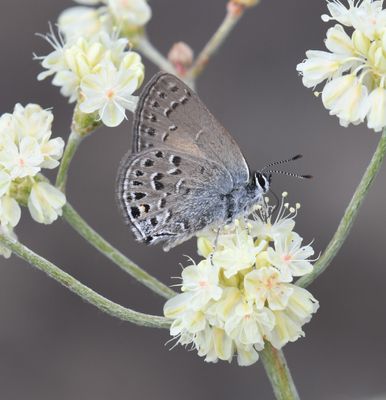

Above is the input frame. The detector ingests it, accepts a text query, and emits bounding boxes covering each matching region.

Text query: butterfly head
[254,172,271,194]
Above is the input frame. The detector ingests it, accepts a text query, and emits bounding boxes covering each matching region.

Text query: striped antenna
[261,154,303,172]
[266,170,313,179]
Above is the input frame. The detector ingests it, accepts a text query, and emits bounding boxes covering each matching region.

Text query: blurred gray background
[0,1,385,399]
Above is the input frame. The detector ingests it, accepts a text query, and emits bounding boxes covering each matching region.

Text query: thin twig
[187,3,247,80]
[260,343,300,400]
[0,234,171,329]
[62,203,175,299]
[56,130,82,192]
[137,35,176,73]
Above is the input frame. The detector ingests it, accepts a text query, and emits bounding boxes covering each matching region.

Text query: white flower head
[0,104,66,234]
[36,29,144,108]
[165,192,318,366]
[298,0,386,132]
[58,6,112,42]
[57,0,151,46]
[0,104,63,179]
[11,104,64,169]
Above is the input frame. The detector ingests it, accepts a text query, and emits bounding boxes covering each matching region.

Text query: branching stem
[0,234,171,329]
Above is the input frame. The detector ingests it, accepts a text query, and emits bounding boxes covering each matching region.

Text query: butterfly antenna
[261,154,303,172]
[267,170,313,180]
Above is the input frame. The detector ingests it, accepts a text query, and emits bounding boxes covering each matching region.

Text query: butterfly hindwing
[117,147,234,250]
[132,72,250,187]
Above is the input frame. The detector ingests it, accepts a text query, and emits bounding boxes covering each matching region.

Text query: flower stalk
[137,35,176,74]
[297,129,386,288]
[55,129,83,192]
[0,233,171,329]
[260,343,300,400]
[187,1,248,80]
[62,202,175,299]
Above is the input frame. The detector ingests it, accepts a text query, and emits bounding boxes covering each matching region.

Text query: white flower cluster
[0,104,66,257]
[36,29,145,127]
[297,0,386,132]
[58,0,151,43]
[164,194,319,366]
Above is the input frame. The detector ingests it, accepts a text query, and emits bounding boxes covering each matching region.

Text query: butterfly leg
[209,226,222,266]
[243,215,252,236]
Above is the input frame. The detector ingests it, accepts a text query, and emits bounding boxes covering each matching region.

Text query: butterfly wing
[117,147,234,251]
[132,72,250,187]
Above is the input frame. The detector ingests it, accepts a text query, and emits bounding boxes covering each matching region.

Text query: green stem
[260,343,300,400]
[0,234,171,329]
[55,122,174,299]
[297,129,386,288]
[187,4,246,80]
[137,36,176,74]
[62,203,175,299]
[56,130,82,192]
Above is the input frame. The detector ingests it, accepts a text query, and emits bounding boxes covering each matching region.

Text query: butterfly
[117,72,301,251]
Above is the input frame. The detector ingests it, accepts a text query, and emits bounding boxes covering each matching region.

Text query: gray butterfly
[117,72,272,251]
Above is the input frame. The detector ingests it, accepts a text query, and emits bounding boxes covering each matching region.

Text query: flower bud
[230,0,260,8]
[28,182,66,225]
[352,30,370,55]
[72,106,102,137]
[108,0,151,28]
[0,196,21,228]
[0,225,17,259]
[58,7,104,42]
[168,42,194,76]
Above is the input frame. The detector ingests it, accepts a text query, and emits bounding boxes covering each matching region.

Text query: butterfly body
[117,72,270,251]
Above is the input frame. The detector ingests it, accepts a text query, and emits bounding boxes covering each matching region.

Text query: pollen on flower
[164,191,318,367]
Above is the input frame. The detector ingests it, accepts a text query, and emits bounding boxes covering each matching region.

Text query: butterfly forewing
[117,147,234,250]
[133,72,250,187]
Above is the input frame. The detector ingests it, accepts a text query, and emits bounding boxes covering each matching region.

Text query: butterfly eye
[255,172,267,190]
